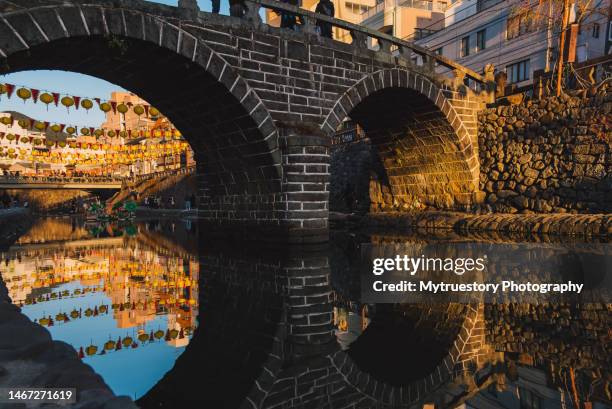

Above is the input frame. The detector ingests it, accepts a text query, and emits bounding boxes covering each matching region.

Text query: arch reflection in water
[0,218,199,399]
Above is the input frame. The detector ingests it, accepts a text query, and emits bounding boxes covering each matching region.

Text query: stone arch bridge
[0,0,495,242]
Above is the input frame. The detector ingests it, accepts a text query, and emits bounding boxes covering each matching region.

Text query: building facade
[359,0,448,43]
[416,0,611,91]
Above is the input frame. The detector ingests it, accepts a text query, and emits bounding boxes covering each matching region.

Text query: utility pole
[556,0,571,96]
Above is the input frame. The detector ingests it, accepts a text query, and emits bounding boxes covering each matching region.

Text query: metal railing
[127,165,195,186]
[243,0,486,84]
[0,175,124,185]
[0,166,196,187]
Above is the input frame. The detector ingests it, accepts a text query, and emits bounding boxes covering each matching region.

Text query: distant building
[415,0,611,92]
[358,0,448,45]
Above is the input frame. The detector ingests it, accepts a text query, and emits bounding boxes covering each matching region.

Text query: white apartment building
[415,0,611,91]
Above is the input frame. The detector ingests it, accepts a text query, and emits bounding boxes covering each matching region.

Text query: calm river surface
[1,217,609,408]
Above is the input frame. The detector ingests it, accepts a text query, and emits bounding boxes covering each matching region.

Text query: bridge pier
[197,125,330,244]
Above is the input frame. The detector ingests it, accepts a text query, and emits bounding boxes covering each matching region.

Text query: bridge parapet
[0,0,493,241]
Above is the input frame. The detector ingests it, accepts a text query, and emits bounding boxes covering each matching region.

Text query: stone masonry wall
[478,92,611,213]
[329,139,373,213]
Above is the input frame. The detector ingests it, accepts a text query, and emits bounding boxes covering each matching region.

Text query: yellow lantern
[81,98,93,111]
[133,105,145,116]
[39,92,54,107]
[100,102,111,113]
[0,116,11,125]
[0,84,7,95]
[149,107,160,117]
[66,126,76,135]
[80,127,90,136]
[16,87,31,101]
[107,130,116,138]
[50,124,61,133]
[17,119,29,129]
[60,96,74,110]
[34,121,46,131]
[117,103,128,114]
[94,129,103,138]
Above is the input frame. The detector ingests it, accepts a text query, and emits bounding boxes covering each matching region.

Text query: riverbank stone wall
[478,92,611,214]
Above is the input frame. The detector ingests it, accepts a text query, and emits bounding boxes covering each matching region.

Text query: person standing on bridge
[278,0,299,30]
[210,0,220,14]
[315,0,334,39]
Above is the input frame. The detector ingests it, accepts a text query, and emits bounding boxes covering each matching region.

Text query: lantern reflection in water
[0,223,199,399]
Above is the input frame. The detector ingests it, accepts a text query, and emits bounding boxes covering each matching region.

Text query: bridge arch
[323,68,482,210]
[0,2,282,229]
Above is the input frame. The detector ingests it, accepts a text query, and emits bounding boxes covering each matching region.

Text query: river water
[0,217,609,408]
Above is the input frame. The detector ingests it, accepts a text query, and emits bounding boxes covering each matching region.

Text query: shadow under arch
[0,2,282,215]
[323,69,480,211]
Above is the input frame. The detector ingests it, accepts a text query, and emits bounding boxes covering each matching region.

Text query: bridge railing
[0,174,124,185]
[242,0,489,85]
[124,165,196,187]
[0,166,195,186]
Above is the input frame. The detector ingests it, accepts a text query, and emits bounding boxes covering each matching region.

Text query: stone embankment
[478,91,611,214]
[5,189,94,213]
[338,211,610,239]
[0,209,137,409]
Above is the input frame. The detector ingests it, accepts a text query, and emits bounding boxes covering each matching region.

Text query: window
[476,29,486,51]
[461,36,470,57]
[506,59,530,84]
[506,12,534,40]
[345,2,369,13]
[592,23,600,38]
[434,47,443,66]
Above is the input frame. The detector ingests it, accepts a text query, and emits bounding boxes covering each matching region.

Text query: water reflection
[0,219,609,408]
[0,218,199,399]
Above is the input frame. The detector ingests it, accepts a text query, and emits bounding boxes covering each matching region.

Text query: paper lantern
[0,84,7,95]
[6,134,15,141]
[50,124,61,133]
[80,127,90,136]
[133,105,145,116]
[117,103,128,114]
[45,140,54,147]
[60,96,74,109]
[34,121,46,131]
[17,119,29,129]
[66,126,76,135]
[58,141,66,148]
[107,130,116,138]
[81,98,93,111]
[149,107,160,117]
[33,138,42,146]
[94,129,103,137]
[100,102,111,113]
[40,92,54,106]
[119,131,127,138]
[16,87,31,101]
[0,117,11,125]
